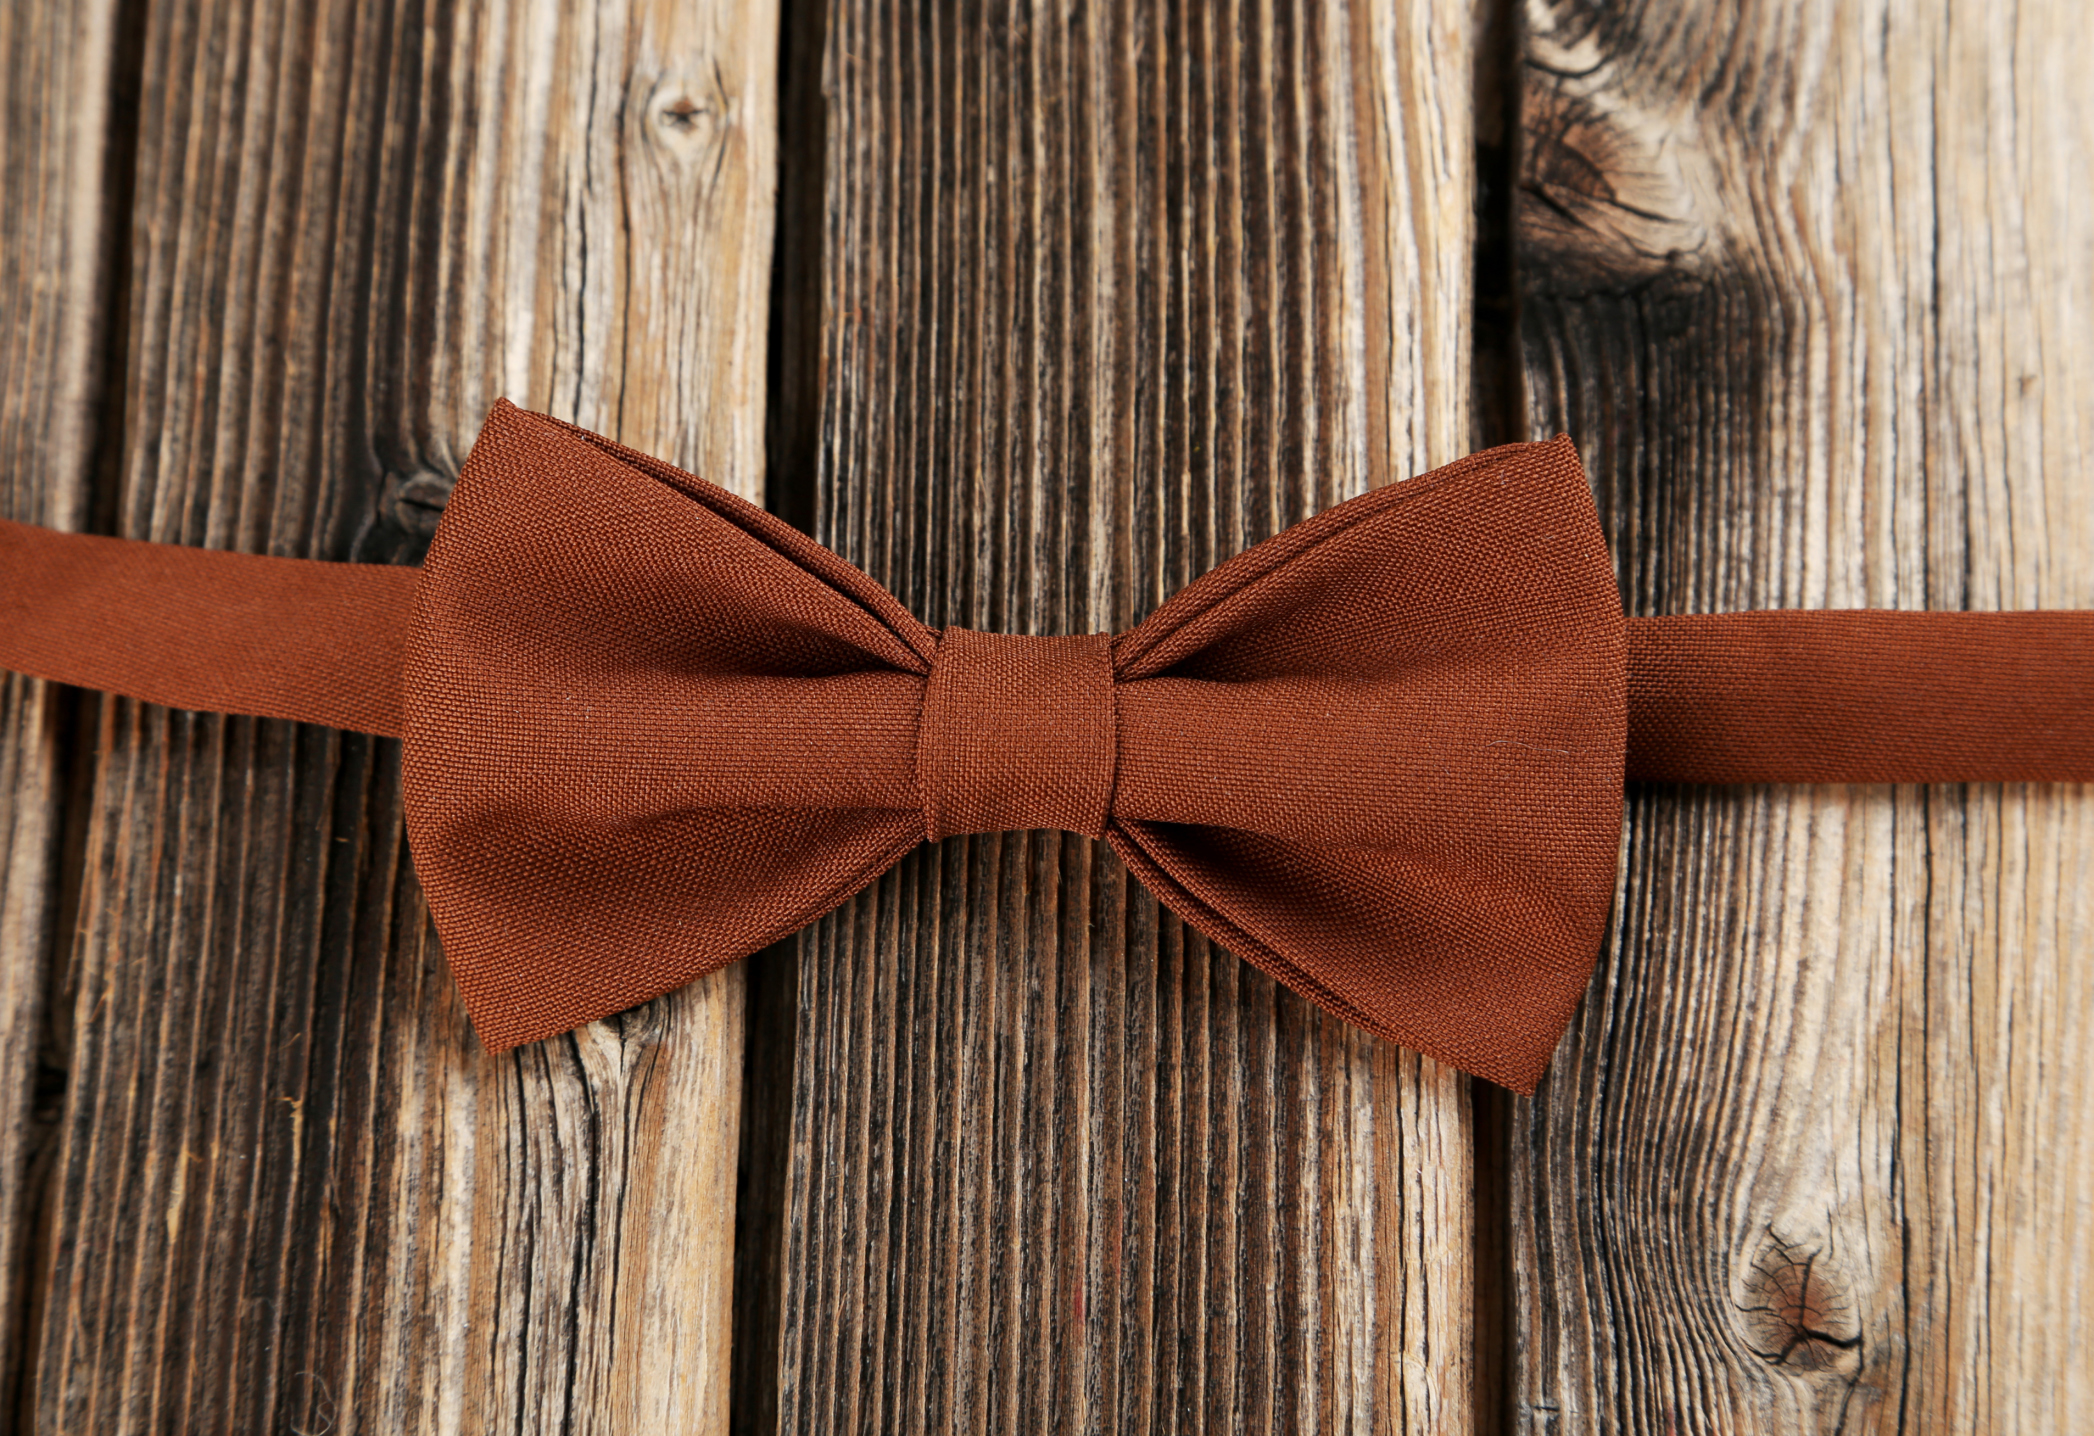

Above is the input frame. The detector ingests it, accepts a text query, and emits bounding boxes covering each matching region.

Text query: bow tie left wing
[404,402,940,1051]
[1106,436,1626,1092]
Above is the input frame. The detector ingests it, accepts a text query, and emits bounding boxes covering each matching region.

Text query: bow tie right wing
[1106,437,1627,1093]
[404,402,939,1052]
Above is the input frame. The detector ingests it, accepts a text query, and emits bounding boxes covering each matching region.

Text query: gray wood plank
[779,2,1483,1430]
[0,0,130,1424]
[27,0,775,1429]
[1511,1,2094,1428]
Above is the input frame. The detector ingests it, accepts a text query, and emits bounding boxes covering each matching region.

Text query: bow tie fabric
[3,401,2090,1092]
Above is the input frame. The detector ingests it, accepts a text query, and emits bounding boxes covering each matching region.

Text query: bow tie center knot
[917,629,1117,841]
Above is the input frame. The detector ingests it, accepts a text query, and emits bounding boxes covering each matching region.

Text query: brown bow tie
[4,400,2090,1091]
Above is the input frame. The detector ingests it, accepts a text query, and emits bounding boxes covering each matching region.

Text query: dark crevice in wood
[762,0,828,539]
[9,0,151,1426]
[1470,1079,1518,1436]
[730,942,799,1436]
[737,0,826,1430]
[82,0,148,545]
[1469,1,1525,1434]
[1471,0,1528,455]
[14,686,99,1436]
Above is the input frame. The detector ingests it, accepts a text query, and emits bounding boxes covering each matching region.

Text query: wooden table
[1,0,2087,1430]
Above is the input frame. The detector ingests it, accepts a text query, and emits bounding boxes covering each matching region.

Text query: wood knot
[656,94,707,131]
[1735,1228,1862,1375]
[644,68,732,158]
[385,469,454,537]
[640,70,741,181]
[1519,5,1714,292]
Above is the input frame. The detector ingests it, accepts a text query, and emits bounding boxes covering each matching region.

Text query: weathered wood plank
[31,0,774,1430]
[779,1,1480,1430]
[0,1,129,1425]
[1511,0,2094,1429]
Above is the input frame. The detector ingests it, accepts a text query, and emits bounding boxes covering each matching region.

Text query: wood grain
[0,1,129,1426]
[779,1,1480,1430]
[27,0,774,1430]
[1510,0,2094,1429]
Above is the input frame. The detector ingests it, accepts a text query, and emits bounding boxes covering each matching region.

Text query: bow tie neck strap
[1627,609,2094,783]
[0,517,418,736]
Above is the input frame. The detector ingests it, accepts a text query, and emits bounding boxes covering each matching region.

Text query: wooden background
[0,0,2087,1430]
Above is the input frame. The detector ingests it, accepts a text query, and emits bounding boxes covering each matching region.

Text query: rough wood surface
[779,1,1481,1430]
[11,0,2093,1429]
[1511,1,2094,1430]
[0,2,128,1426]
[23,1,775,1430]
